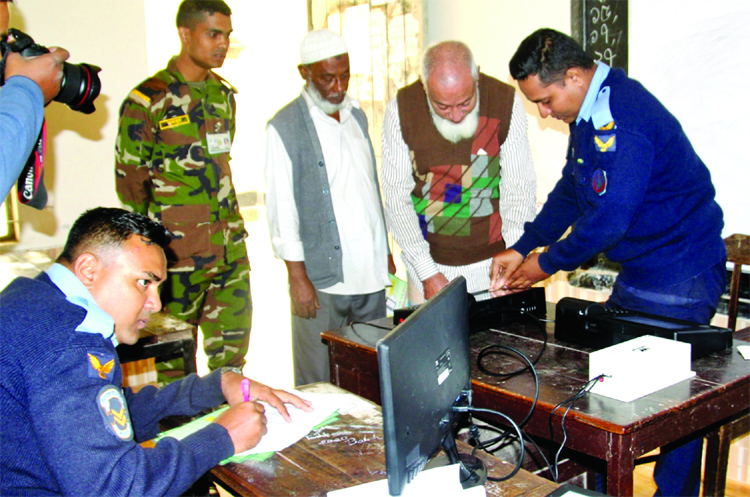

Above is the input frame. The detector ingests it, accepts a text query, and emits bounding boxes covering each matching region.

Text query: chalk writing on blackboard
[571,0,628,72]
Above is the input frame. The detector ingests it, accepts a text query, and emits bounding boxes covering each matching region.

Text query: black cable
[344,321,395,347]
[476,426,557,483]
[476,309,547,379]
[519,431,557,482]
[546,374,606,481]
[471,334,550,481]
[475,344,539,433]
[349,320,391,330]
[454,405,525,482]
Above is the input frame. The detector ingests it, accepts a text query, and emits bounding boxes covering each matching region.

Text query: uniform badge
[158,115,191,130]
[127,89,151,107]
[207,132,231,155]
[594,134,616,152]
[97,385,133,441]
[88,352,115,381]
[592,169,608,195]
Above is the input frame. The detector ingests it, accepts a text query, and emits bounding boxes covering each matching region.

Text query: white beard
[428,93,480,144]
[306,82,345,115]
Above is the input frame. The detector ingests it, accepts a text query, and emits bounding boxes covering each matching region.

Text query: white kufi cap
[300,29,348,65]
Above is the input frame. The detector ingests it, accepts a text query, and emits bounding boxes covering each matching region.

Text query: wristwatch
[220,366,243,377]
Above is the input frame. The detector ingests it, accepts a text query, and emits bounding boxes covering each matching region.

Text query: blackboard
[571,0,628,72]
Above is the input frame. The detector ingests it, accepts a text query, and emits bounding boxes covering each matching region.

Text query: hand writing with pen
[213,370,313,454]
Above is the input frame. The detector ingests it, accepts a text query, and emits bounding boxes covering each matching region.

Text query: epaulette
[215,73,238,94]
[127,77,169,107]
[127,89,151,107]
[591,86,615,131]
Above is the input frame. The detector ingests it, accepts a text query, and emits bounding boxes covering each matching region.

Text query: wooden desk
[321,306,750,496]
[210,383,559,497]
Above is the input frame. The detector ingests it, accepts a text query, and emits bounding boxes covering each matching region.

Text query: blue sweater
[513,67,725,288]
[0,273,235,496]
[0,76,44,202]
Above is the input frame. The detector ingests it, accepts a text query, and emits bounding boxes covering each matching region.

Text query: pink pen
[241,378,250,402]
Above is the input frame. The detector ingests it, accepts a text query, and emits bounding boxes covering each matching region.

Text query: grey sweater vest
[268,95,381,289]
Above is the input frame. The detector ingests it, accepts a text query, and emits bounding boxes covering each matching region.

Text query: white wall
[628,0,750,240]
[424,0,750,238]
[9,0,148,250]
[9,0,307,251]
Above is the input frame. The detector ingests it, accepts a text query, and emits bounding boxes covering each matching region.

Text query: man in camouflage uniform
[115,0,250,382]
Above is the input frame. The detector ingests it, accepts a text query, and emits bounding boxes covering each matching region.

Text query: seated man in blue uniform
[491,28,726,497]
[0,207,312,496]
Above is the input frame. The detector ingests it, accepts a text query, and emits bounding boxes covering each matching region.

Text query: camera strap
[17,119,47,209]
[0,47,7,87]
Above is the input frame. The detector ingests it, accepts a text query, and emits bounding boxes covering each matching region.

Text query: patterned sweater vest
[397,73,515,266]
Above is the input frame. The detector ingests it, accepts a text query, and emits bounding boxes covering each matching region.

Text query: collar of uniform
[165,56,237,93]
[576,61,611,125]
[46,263,118,346]
[300,86,355,122]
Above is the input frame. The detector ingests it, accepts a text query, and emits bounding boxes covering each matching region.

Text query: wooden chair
[702,233,749,497]
[723,234,749,332]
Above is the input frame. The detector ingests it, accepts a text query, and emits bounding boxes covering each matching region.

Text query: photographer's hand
[4,47,69,104]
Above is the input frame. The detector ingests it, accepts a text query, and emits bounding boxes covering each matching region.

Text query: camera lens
[54,62,102,115]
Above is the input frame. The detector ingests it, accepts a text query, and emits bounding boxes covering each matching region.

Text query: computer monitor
[377,276,472,496]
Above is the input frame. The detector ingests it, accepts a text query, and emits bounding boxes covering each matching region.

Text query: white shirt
[380,92,537,295]
[263,89,389,295]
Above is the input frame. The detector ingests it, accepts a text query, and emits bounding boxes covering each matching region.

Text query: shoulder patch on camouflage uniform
[127,89,151,107]
[97,385,133,441]
[128,77,170,108]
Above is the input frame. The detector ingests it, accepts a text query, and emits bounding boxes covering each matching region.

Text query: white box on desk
[588,335,696,402]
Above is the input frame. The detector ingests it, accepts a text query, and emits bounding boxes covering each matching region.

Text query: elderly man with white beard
[263,29,393,386]
[381,41,537,303]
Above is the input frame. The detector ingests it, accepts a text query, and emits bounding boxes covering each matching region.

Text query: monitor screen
[377,277,471,496]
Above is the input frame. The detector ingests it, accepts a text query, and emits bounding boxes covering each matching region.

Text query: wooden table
[209,382,559,497]
[321,305,750,496]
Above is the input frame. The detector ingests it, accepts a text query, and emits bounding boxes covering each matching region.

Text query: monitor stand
[425,435,488,490]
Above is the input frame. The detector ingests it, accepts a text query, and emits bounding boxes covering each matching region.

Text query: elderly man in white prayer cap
[263,29,395,386]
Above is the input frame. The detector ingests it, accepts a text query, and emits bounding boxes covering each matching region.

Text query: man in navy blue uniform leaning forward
[491,28,726,497]
[0,207,312,496]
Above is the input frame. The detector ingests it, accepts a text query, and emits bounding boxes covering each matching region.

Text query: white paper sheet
[327,463,487,497]
[235,390,344,455]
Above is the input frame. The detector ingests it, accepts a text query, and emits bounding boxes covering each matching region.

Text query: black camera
[0,28,101,114]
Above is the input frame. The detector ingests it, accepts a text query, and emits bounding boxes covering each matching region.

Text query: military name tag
[159,115,190,130]
[207,132,231,155]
